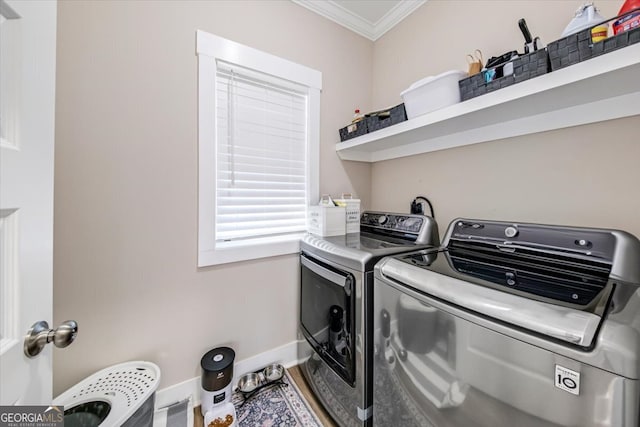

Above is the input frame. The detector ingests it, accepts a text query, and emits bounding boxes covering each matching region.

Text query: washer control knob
[378,215,388,225]
[505,226,518,238]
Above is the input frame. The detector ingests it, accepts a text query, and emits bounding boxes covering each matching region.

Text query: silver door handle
[301,255,348,287]
[24,320,78,358]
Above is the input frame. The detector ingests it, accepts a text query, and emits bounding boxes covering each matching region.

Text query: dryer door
[300,253,356,386]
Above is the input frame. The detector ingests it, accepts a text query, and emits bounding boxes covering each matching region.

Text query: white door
[0,0,57,405]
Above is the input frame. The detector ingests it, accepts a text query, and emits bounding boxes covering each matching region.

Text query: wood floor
[288,365,337,426]
[194,365,337,427]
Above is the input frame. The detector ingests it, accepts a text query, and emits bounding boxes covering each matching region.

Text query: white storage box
[401,70,467,119]
[334,194,361,234]
[308,206,346,236]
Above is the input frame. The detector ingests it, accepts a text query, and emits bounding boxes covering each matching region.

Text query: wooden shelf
[336,43,640,162]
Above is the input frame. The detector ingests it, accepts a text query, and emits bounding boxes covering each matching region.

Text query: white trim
[292,0,377,40]
[307,87,320,209]
[374,0,426,40]
[196,30,321,89]
[198,235,302,266]
[291,0,426,41]
[196,30,322,267]
[154,340,302,410]
[197,54,216,267]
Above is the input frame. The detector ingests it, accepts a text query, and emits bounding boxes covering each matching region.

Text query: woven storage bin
[458,72,487,101]
[548,10,640,71]
[512,49,550,83]
[338,120,367,142]
[459,49,549,101]
[365,104,407,133]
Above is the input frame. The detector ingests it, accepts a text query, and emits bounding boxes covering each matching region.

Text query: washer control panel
[361,212,424,234]
[450,219,616,260]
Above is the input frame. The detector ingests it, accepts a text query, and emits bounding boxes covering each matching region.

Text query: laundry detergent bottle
[561,3,606,37]
[613,0,640,34]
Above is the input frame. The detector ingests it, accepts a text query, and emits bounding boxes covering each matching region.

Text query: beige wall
[370,0,640,239]
[372,0,621,108]
[371,119,640,236]
[53,0,372,395]
[54,0,640,397]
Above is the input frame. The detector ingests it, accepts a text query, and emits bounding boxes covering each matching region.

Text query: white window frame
[196,30,321,267]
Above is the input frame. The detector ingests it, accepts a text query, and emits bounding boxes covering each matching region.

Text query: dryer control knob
[378,215,388,225]
[505,226,518,238]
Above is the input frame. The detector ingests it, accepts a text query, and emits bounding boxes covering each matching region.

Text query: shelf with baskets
[335,43,640,163]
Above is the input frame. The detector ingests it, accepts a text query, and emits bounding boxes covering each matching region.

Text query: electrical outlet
[410,200,423,215]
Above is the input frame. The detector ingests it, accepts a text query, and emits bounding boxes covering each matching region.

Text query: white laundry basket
[54,361,161,427]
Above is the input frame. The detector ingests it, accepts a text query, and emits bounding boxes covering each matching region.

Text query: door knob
[24,320,78,358]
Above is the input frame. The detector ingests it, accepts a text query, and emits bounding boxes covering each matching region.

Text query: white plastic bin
[401,70,467,119]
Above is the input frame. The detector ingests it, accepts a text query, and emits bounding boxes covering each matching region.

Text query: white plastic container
[204,403,238,427]
[334,194,361,234]
[308,206,346,236]
[401,70,467,119]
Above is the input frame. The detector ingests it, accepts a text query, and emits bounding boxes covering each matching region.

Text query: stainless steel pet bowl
[263,363,284,382]
[237,372,261,393]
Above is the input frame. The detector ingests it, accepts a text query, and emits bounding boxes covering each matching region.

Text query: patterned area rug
[231,371,323,427]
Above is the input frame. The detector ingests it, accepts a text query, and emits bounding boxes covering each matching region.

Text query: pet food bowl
[263,364,284,382]
[237,372,261,393]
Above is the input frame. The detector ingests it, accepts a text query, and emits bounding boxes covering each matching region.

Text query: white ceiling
[291,0,426,41]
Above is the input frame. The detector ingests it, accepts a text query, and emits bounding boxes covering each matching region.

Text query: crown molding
[375,0,426,40]
[292,0,377,40]
[292,0,426,41]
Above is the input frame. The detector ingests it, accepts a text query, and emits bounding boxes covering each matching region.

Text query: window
[197,31,321,266]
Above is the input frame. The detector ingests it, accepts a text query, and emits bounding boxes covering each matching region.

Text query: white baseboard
[154,340,305,412]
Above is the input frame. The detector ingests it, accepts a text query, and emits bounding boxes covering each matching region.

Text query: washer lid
[378,255,603,347]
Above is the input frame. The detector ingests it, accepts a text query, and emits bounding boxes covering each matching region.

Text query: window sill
[198,233,304,266]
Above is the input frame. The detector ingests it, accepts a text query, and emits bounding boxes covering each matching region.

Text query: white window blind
[215,61,309,242]
[197,30,321,266]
